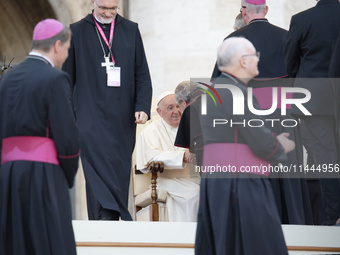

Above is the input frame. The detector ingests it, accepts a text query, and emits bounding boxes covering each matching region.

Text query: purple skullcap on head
[33,19,64,41]
[244,0,266,5]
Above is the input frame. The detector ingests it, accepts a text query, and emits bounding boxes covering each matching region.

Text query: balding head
[217,37,259,83]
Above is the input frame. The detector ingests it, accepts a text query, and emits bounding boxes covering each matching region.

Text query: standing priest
[63,0,152,220]
[195,37,293,255]
[0,19,80,255]
[210,0,313,225]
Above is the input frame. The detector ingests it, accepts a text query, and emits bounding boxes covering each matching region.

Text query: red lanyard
[93,12,115,63]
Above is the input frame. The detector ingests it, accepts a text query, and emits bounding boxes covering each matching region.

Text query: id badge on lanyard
[94,13,121,87]
[107,66,121,87]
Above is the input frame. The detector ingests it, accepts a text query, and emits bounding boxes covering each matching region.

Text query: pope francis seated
[136,91,201,222]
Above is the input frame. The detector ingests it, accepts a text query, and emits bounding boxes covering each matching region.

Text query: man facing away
[0,19,80,255]
[285,0,340,226]
[136,92,200,222]
[233,13,246,31]
[195,37,294,255]
[62,0,152,220]
[174,81,205,167]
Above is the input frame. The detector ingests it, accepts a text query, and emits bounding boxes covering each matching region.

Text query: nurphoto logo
[200,84,311,116]
[197,82,311,128]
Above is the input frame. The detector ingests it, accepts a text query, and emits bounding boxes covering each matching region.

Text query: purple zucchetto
[33,19,64,41]
[244,0,266,5]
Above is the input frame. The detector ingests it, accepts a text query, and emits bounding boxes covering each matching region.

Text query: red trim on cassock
[174,144,190,149]
[252,75,289,81]
[58,149,81,159]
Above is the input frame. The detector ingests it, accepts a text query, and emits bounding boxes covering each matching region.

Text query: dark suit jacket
[329,31,340,78]
[212,19,288,80]
[285,0,340,116]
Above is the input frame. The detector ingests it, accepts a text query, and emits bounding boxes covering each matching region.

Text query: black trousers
[300,116,340,225]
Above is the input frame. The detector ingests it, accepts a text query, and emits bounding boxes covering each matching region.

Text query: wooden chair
[133,161,165,221]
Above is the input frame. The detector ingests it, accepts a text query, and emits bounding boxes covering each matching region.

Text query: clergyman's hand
[135,111,148,124]
[277,132,295,154]
[183,150,191,163]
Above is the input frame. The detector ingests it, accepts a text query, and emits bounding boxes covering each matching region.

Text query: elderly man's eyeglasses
[240,6,246,12]
[242,51,261,59]
[95,1,119,12]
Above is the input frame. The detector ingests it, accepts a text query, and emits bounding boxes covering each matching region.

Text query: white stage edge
[73,221,340,255]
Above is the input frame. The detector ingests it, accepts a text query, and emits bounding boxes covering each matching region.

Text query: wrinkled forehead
[159,95,177,108]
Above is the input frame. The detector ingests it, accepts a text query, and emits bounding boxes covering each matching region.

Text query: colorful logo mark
[197,82,222,107]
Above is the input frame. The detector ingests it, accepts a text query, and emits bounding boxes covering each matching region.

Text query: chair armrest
[146,161,164,174]
[135,169,144,175]
[135,161,164,175]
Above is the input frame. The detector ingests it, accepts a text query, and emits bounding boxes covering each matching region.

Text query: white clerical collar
[29,52,55,67]
[161,118,178,137]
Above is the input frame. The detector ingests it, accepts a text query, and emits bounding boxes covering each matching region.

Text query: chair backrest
[131,98,161,197]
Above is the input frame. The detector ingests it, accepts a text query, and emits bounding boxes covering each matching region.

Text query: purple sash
[1,136,59,165]
[253,87,292,110]
[203,143,271,177]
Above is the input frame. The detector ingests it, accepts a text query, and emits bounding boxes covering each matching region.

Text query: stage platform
[73,221,340,255]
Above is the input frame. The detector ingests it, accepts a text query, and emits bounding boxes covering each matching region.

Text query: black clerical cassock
[195,74,288,255]
[0,55,80,255]
[211,18,313,225]
[63,13,152,220]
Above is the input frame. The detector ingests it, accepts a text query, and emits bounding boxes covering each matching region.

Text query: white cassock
[136,118,201,222]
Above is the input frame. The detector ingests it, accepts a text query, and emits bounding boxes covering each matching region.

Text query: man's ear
[54,40,62,53]
[156,107,161,116]
[239,56,247,69]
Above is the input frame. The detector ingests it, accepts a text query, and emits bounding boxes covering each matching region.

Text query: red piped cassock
[195,74,288,255]
[0,55,80,255]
